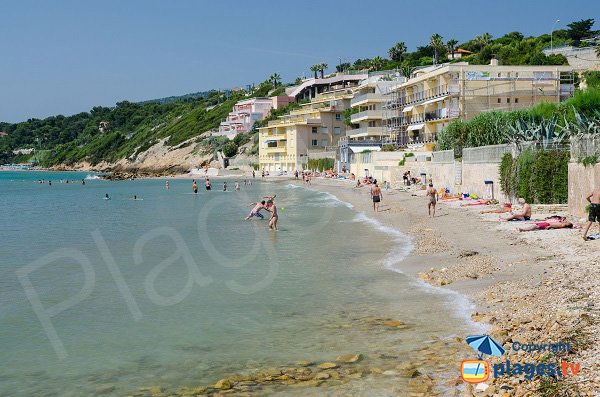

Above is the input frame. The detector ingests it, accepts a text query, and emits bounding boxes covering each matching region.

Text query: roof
[456,48,473,54]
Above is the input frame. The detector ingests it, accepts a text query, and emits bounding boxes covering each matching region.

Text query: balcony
[262,145,287,153]
[398,107,459,126]
[351,109,384,123]
[397,83,459,107]
[347,126,387,139]
[351,93,387,107]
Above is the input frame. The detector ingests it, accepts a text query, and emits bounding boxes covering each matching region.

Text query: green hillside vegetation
[0,82,274,166]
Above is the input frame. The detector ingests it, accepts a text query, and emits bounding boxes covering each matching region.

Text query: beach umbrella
[466,335,505,357]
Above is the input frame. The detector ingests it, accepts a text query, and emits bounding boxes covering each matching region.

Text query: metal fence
[570,135,600,161]
[431,149,454,163]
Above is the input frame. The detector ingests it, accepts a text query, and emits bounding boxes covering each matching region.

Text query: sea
[0,171,478,396]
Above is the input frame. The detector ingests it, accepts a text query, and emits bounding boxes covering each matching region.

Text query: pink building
[217,96,295,139]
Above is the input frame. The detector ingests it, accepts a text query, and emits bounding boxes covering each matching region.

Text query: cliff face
[51,136,215,175]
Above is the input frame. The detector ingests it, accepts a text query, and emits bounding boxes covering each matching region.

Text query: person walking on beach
[205,178,211,191]
[582,186,600,240]
[252,170,256,179]
[192,179,198,194]
[265,200,279,231]
[426,183,439,217]
[370,182,382,212]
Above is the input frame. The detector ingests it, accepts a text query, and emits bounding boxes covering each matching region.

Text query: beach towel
[586,234,600,240]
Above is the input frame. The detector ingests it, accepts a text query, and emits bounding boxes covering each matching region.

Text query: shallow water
[0,172,476,396]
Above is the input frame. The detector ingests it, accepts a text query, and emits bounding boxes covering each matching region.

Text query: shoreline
[299,176,598,396]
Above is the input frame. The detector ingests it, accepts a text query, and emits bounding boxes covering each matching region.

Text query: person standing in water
[426,183,439,217]
[252,170,256,179]
[265,200,279,231]
[192,179,198,194]
[234,181,240,191]
[165,180,169,190]
[205,178,211,191]
[223,181,227,191]
[370,182,382,212]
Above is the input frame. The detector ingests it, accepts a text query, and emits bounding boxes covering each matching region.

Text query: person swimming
[104,194,111,200]
[205,178,211,191]
[192,179,198,194]
[223,181,227,192]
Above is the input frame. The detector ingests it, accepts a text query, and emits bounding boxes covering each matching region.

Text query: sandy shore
[300,177,599,397]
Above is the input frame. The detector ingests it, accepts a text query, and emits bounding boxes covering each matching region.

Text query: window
[321,126,328,134]
[321,139,328,146]
[335,113,341,120]
[507,98,511,103]
[312,139,318,146]
[515,98,519,103]
[334,127,341,135]
[312,127,317,134]
[497,98,501,103]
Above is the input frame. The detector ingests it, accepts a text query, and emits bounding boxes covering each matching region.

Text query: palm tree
[318,63,328,78]
[388,41,407,62]
[446,39,459,59]
[430,33,444,65]
[400,64,416,78]
[475,33,492,50]
[269,73,281,89]
[368,56,386,71]
[310,64,320,79]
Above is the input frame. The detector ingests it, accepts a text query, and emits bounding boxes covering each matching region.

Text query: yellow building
[384,62,575,145]
[258,90,353,173]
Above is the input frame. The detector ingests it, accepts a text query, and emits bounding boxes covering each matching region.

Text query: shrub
[221,141,238,157]
[382,144,396,152]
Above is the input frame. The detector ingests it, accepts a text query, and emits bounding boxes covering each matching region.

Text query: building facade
[383,62,575,146]
[217,96,295,139]
[258,90,353,173]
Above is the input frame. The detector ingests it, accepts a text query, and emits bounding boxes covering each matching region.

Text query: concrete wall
[568,162,600,217]
[390,160,507,201]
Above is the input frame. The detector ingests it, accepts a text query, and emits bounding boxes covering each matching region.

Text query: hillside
[0,84,274,172]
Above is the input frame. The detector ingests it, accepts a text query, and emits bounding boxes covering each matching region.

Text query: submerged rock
[214,379,232,390]
[317,362,338,370]
[335,353,362,363]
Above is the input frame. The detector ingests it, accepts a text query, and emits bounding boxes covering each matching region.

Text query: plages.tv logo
[461,334,582,383]
[461,335,504,383]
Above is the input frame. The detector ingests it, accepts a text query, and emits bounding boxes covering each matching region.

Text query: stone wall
[568,162,600,217]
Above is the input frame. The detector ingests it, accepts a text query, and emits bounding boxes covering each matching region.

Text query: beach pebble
[317,362,338,370]
[335,353,362,363]
[214,379,232,390]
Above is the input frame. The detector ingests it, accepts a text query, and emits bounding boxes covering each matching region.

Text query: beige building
[258,90,353,173]
[384,62,575,145]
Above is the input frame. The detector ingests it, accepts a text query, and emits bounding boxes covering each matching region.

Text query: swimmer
[265,200,279,231]
[223,181,227,192]
[82,179,85,185]
[245,200,266,220]
[104,194,111,200]
[234,181,240,191]
[192,179,198,194]
[165,180,169,190]
[205,178,211,191]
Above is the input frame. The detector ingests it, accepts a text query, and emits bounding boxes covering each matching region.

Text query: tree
[318,63,328,78]
[221,141,238,158]
[369,56,386,71]
[310,64,320,79]
[430,33,444,65]
[596,45,600,58]
[567,18,595,46]
[336,62,351,72]
[388,41,407,62]
[446,39,458,59]
[475,33,493,49]
[268,73,281,89]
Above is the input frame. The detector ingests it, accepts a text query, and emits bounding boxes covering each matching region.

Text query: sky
[1,0,599,123]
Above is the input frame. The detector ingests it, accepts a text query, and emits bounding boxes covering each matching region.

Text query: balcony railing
[351,93,387,106]
[397,83,460,106]
[351,109,384,123]
[397,108,459,126]
[347,126,387,138]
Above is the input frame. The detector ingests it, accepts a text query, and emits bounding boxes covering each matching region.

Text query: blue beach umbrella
[466,335,505,357]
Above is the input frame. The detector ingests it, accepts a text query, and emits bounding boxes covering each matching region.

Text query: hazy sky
[1,0,598,122]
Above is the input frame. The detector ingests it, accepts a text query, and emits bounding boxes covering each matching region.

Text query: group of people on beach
[189,178,249,193]
[245,195,279,230]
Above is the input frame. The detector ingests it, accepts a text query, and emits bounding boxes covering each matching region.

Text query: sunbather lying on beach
[517,220,573,232]
[481,203,512,214]
[501,198,531,221]
[460,199,498,207]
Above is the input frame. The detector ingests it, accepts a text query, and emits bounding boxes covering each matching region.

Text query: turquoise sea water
[0,171,476,396]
